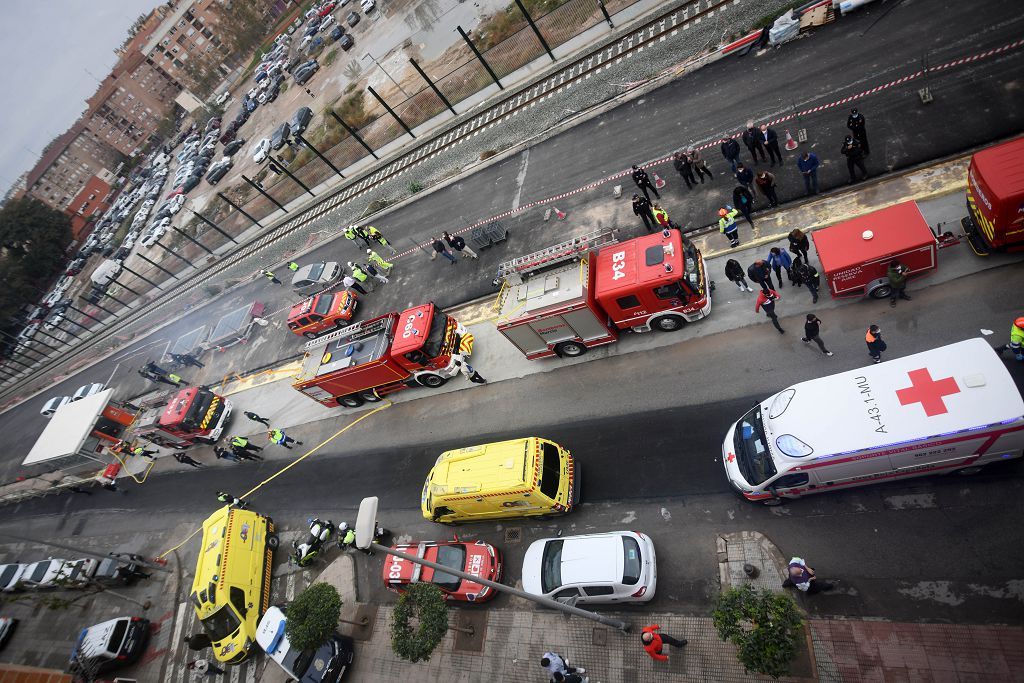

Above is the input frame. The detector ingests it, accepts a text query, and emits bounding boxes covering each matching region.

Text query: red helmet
[1015,316,1024,329]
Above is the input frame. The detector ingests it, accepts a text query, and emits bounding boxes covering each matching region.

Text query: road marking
[163,601,187,683]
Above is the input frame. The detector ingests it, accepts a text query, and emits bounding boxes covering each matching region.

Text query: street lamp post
[354,497,631,632]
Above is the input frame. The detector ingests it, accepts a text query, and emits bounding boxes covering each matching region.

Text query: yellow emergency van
[421,437,578,523]
[191,506,278,664]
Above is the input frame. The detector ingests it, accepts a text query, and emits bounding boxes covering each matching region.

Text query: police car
[382,539,501,603]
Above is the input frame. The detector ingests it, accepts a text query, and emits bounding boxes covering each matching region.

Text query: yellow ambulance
[191,506,277,664]
[421,437,578,523]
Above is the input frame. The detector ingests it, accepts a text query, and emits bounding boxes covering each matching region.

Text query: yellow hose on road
[158,400,392,559]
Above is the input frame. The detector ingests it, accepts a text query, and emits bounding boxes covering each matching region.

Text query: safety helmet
[366,248,372,254]
[339,522,349,531]
[347,261,353,267]
[1015,316,1024,329]
[719,209,727,217]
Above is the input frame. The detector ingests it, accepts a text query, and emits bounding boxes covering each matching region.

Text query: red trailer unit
[811,201,937,300]
[963,136,1024,254]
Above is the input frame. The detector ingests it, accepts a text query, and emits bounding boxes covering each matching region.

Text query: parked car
[0,617,16,650]
[290,107,314,136]
[330,25,345,42]
[522,531,657,604]
[320,14,336,31]
[294,64,318,85]
[71,383,106,402]
[69,616,150,676]
[339,33,354,50]
[361,0,376,12]
[223,138,246,156]
[206,161,232,185]
[22,559,70,589]
[65,258,86,276]
[182,174,202,193]
[346,11,360,26]
[0,564,26,592]
[383,539,502,602]
[291,261,341,293]
[252,138,272,163]
[271,122,292,150]
[256,606,355,682]
[205,117,221,133]
[306,36,325,54]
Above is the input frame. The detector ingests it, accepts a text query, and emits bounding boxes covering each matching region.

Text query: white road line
[229,663,241,683]
[286,572,296,601]
[163,601,187,683]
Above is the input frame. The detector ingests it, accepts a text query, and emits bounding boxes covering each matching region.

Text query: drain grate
[592,627,608,646]
[504,527,522,544]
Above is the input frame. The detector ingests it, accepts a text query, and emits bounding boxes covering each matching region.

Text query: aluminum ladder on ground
[303,316,389,353]
[495,227,619,285]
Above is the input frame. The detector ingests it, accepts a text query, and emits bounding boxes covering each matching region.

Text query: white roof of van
[23,389,114,465]
[764,338,1023,461]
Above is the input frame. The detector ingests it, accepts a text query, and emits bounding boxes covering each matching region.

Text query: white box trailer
[722,338,1024,504]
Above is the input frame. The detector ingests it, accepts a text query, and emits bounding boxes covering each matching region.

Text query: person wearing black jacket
[631,164,659,200]
[672,152,696,190]
[802,315,832,356]
[632,193,655,232]
[732,186,755,228]
[792,257,820,303]
[846,108,869,155]
[760,124,782,166]
[747,259,775,293]
[742,122,767,162]
[735,163,755,195]
[721,137,741,172]
[788,228,810,263]
[725,259,754,292]
[841,136,868,183]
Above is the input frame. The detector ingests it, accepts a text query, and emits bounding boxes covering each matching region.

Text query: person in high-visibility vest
[288,261,300,271]
[651,204,670,232]
[718,207,740,248]
[215,491,248,508]
[344,225,371,248]
[263,270,281,284]
[366,248,392,271]
[366,226,396,254]
[230,436,262,453]
[348,262,372,290]
[268,428,303,449]
[996,316,1024,361]
[132,445,157,460]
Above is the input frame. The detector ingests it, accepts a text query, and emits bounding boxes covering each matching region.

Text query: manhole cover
[504,527,522,544]
[592,627,607,646]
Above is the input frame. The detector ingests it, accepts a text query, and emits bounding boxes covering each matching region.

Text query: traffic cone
[653,172,666,189]
[552,206,567,220]
[152,556,168,566]
[784,129,798,151]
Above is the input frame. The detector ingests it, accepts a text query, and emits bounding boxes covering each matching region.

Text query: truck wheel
[653,315,686,332]
[338,394,364,408]
[554,341,587,358]
[417,374,447,388]
[267,534,280,549]
[359,389,382,402]
[868,284,892,300]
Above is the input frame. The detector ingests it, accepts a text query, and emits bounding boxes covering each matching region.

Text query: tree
[0,197,72,323]
[390,583,449,663]
[711,585,804,679]
[286,582,342,651]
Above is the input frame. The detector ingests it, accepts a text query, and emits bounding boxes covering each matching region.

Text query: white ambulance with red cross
[722,338,1024,504]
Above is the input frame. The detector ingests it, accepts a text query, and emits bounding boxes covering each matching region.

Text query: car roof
[556,534,624,585]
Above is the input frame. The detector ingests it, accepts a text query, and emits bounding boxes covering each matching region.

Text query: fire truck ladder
[495,228,619,286]
[303,316,390,353]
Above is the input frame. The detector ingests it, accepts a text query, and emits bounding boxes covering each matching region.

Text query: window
[552,588,579,600]
[771,473,809,489]
[583,585,615,596]
[622,536,642,585]
[615,295,641,309]
[540,540,563,594]
[538,442,561,500]
[229,586,248,617]
[653,282,686,300]
[431,545,467,592]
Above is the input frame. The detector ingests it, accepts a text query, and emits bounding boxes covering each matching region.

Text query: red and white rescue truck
[722,338,1024,505]
[129,386,232,448]
[494,228,711,359]
[292,302,475,408]
[963,136,1024,255]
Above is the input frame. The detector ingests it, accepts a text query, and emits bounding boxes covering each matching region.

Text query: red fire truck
[494,228,711,360]
[963,136,1024,255]
[292,302,474,408]
[128,386,233,448]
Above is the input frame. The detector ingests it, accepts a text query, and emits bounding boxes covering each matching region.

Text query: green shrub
[287,583,342,651]
[390,583,448,663]
[408,180,424,194]
[712,585,804,679]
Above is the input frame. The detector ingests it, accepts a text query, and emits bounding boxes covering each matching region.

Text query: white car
[21,559,69,589]
[299,35,313,50]
[360,0,375,12]
[0,564,27,592]
[522,531,657,604]
[40,396,71,417]
[256,606,355,681]
[167,194,186,214]
[252,138,272,163]
[320,14,336,30]
[71,383,106,402]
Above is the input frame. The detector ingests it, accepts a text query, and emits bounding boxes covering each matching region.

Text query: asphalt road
[5,264,1023,625]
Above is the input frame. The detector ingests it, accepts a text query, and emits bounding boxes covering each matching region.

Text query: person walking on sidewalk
[995,316,1024,360]
[792,257,820,303]
[841,135,868,183]
[721,136,741,173]
[443,230,478,259]
[672,152,696,190]
[725,259,754,292]
[865,324,886,363]
[366,225,397,254]
[761,124,782,166]
[187,658,225,677]
[262,270,281,285]
[269,428,303,449]
[174,452,203,468]
[755,289,785,334]
[215,491,248,508]
[735,163,755,195]
[782,556,834,594]
[244,411,271,426]
[541,652,585,679]
[632,193,656,232]
[214,446,241,463]
[788,228,811,263]
[366,248,393,273]
[766,247,793,287]
[797,152,820,195]
[230,435,262,453]
[718,207,740,248]
[641,624,687,662]
[342,273,367,296]
[887,259,912,306]
[847,107,869,155]
[755,171,779,208]
[631,164,659,200]
[802,314,833,356]
[747,260,774,293]
[732,186,755,228]
[688,148,712,183]
[430,237,457,264]
[742,121,767,163]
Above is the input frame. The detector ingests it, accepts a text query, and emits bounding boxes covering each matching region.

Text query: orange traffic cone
[552,206,567,220]
[653,172,666,189]
[784,129,798,151]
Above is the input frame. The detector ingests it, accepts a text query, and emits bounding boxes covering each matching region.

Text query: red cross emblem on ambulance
[895,368,960,417]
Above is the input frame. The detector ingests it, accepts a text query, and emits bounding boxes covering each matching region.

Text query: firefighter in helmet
[997,316,1024,361]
